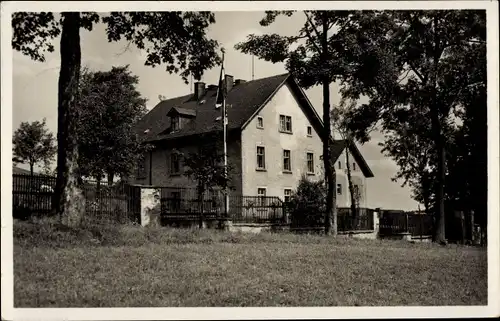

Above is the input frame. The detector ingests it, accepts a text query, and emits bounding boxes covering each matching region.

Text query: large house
[131,73,373,207]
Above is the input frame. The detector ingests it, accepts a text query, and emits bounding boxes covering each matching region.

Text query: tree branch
[303,11,323,55]
[289,34,309,42]
[115,39,133,57]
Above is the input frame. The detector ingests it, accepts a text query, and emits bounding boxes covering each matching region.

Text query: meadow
[13,220,487,307]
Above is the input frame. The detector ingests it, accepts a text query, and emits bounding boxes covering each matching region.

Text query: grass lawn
[13,220,487,307]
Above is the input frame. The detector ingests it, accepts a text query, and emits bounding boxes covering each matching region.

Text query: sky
[11,11,419,210]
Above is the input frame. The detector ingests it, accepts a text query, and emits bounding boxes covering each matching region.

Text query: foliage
[451,86,487,228]
[76,65,151,183]
[288,176,326,229]
[12,12,220,83]
[12,118,56,175]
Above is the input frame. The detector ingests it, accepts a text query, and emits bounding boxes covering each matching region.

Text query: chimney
[194,82,205,100]
[224,75,234,93]
[235,79,246,86]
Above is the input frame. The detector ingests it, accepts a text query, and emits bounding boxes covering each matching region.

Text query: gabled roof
[134,73,373,178]
[330,140,374,178]
[135,73,315,142]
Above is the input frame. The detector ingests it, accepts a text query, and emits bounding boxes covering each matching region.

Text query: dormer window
[167,106,196,134]
[171,116,180,132]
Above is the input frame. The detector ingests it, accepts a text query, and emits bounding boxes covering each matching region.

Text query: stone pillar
[140,187,161,227]
[373,210,380,238]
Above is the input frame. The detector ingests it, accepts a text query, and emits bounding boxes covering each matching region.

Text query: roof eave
[288,76,324,129]
[143,127,241,144]
[346,140,375,178]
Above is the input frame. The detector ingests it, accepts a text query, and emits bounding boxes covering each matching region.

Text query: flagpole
[221,48,229,222]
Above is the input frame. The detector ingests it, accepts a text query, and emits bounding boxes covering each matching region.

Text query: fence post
[469,210,475,244]
[420,213,423,240]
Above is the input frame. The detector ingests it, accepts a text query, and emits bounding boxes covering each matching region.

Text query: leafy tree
[235,11,359,236]
[76,65,151,187]
[449,44,487,240]
[331,99,376,228]
[378,107,438,216]
[378,84,485,242]
[181,130,233,228]
[12,118,56,176]
[332,10,486,243]
[444,88,486,241]
[12,12,220,226]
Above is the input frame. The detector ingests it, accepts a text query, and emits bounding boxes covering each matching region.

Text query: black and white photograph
[1,1,498,320]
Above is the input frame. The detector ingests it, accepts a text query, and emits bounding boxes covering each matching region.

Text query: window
[352,162,356,171]
[284,189,292,203]
[171,153,181,174]
[307,152,314,174]
[307,126,312,136]
[257,188,266,206]
[257,116,264,129]
[257,146,266,170]
[338,161,342,169]
[171,116,180,132]
[337,184,342,195]
[283,149,291,172]
[279,115,292,133]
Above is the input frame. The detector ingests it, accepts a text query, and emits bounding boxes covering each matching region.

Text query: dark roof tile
[135,73,289,142]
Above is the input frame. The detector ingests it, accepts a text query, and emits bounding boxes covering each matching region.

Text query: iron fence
[159,188,286,224]
[337,208,375,231]
[229,195,285,224]
[13,174,57,217]
[379,210,434,237]
[12,174,140,224]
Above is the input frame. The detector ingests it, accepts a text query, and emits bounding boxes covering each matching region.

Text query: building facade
[131,73,373,204]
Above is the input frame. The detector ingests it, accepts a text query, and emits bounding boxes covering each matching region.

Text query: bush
[288,176,326,229]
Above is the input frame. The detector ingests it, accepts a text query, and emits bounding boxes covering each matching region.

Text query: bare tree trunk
[54,12,84,227]
[430,15,446,245]
[29,162,34,177]
[96,176,101,194]
[430,109,446,244]
[435,139,447,244]
[345,147,357,229]
[321,13,337,236]
[107,172,114,186]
